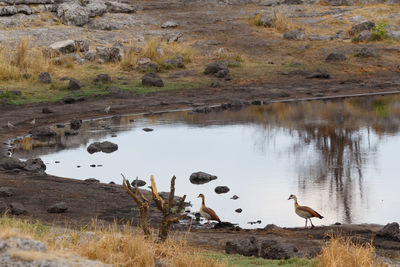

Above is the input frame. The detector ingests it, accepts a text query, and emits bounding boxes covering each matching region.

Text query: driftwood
[121,174,150,236]
[149,175,187,242]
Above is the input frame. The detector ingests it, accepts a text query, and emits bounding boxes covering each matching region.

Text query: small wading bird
[7,121,16,128]
[104,105,111,114]
[197,193,221,228]
[288,194,323,229]
[29,118,36,125]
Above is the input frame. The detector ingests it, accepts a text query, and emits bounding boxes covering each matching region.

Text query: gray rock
[86,1,107,17]
[190,171,217,184]
[324,0,353,5]
[10,202,27,215]
[24,158,46,172]
[94,73,111,83]
[161,20,179,28]
[0,201,7,214]
[215,186,230,194]
[46,39,76,55]
[57,3,90,26]
[47,202,68,213]
[68,78,82,90]
[131,179,146,187]
[355,47,377,58]
[9,237,47,251]
[75,40,90,52]
[63,95,76,104]
[0,187,14,197]
[29,126,57,138]
[204,61,229,78]
[355,30,372,41]
[142,72,164,87]
[376,222,399,239]
[307,71,330,79]
[87,141,118,154]
[264,224,281,231]
[95,44,124,63]
[326,52,347,62]
[389,31,400,41]
[1,0,54,3]
[85,178,100,183]
[308,35,332,41]
[105,1,136,13]
[283,30,306,40]
[38,72,52,83]
[258,14,274,27]
[164,54,184,68]
[349,21,375,36]
[225,236,258,257]
[260,239,298,259]
[70,119,82,130]
[136,57,159,72]
[235,208,242,213]
[142,128,154,132]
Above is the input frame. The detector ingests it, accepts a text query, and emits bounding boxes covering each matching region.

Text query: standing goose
[288,194,323,228]
[197,194,221,227]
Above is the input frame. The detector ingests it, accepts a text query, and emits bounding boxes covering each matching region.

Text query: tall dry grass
[0,37,50,81]
[317,236,387,267]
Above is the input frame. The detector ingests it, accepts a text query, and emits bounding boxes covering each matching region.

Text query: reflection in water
[12,95,400,227]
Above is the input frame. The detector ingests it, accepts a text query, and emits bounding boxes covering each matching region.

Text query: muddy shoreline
[1,82,400,259]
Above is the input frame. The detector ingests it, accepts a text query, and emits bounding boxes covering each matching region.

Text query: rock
[283,30,306,40]
[47,202,68,213]
[161,21,179,28]
[215,186,230,194]
[85,178,100,183]
[136,57,159,72]
[376,222,399,239]
[235,208,242,213]
[142,72,164,87]
[70,119,82,130]
[57,3,89,26]
[78,231,100,245]
[131,179,146,187]
[0,187,13,197]
[355,47,377,58]
[105,1,136,13]
[29,126,56,138]
[389,31,400,41]
[142,128,154,132]
[75,40,90,52]
[308,35,332,41]
[42,107,54,114]
[95,44,124,63]
[164,54,184,68]
[307,71,330,79]
[260,239,298,259]
[64,129,78,136]
[264,224,281,231]
[0,201,7,214]
[324,0,353,5]
[0,157,24,171]
[204,61,229,78]
[63,95,76,104]
[38,72,52,83]
[258,14,274,27]
[87,141,118,154]
[225,236,258,257]
[349,21,375,36]
[251,100,262,105]
[10,202,27,215]
[190,171,217,184]
[231,195,239,200]
[326,52,347,62]
[86,1,107,17]
[68,78,82,90]
[24,158,46,172]
[94,73,111,83]
[210,81,220,88]
[47,40,76,55]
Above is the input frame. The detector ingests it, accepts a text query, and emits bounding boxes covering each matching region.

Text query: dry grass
[317,236,387,267]
[0,37,50,81]
[273,12,295,33]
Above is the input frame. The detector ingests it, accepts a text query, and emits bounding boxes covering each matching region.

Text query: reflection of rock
[47,202,68,213]
[189,171,217,184]
[235,208,242,213]
[215,186,230,194]
[142,128,154,132]
[87,141,118,154]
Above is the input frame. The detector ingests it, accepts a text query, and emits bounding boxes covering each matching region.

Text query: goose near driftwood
[197,193,221,227]
[288,194,323,228]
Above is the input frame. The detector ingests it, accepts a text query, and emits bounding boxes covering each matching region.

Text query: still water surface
[14,96,400,228]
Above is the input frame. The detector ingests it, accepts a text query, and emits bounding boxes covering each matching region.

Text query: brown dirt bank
[1,81,400,258]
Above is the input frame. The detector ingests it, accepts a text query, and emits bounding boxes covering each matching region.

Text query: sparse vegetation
[371,22,388,41]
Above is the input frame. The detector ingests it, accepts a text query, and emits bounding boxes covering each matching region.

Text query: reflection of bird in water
[104,106,111,114]
[288,194,323,228]
[29,118,36,125]
[7,121,16,128]
[198,193,221,228]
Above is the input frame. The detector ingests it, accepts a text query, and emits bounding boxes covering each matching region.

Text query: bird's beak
[288,197,291,200]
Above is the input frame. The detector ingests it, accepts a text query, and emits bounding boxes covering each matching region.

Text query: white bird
[7,121,16,128]
[29,118,36,125]
[104,106,111,114]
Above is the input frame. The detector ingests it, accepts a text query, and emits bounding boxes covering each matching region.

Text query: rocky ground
[0,0,400,264]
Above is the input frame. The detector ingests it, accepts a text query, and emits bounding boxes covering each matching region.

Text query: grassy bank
[0,215,389,267]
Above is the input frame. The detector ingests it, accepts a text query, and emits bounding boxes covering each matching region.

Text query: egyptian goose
[197,194,221,227]
[288,194,323,228]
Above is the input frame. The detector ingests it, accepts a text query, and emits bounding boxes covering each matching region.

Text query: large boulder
[142,72,164,87]
[47,40,76,55]
[57,3,90,26]
[349,21,375,36]
[225,236,259,257]
[190,171,218,184]
[376,222,399,239]
[204,61,229,78]
[215,186,230,194]
[87,141,118,154]
[259,239,298,259]
[29,126,57,139]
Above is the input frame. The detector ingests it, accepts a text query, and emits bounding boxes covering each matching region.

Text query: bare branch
[177,195,187,214]
[168,176,176,209]
[150,175,164,211]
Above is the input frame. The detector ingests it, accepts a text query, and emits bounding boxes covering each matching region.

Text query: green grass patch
[0,216,50,239]
[205,252,318,267]
[119,80,206,94]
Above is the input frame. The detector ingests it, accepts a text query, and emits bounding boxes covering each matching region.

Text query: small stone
[142,128,154,132]
[47,202,68,213]
[283,30,306,40]
[131,179,146,187]
[94,73,111,83]
[210,81,220,88]
[38,72,52,83]
[326,52,347,62]
[190,172,218,184]
[68,78,82,90]
[70,119,82,130]
[85,178,99,182]
[215,186,230,194]
[90,164,96,168]
[63,95,76,104]
[161,21,179,28]
[355,47,377,58]
[42,107,54,114]
[235,208,242,213]
[231,195,239,200]
[142,72,164,87]
[10,202,27,215]
[251,100,262,105]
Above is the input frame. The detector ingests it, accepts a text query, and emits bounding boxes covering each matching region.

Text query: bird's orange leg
[310,218,315,229]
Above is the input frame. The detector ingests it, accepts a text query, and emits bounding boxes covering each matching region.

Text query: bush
[370,23,388,41]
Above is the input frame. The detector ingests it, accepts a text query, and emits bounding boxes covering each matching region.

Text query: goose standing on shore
[197,193,221,227]
[288,194,323,228]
